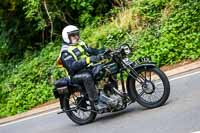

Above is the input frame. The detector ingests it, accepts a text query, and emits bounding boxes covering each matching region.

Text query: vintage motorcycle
[53,44,170,125]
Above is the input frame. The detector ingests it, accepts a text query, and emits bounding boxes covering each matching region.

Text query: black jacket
[60,42,105,75]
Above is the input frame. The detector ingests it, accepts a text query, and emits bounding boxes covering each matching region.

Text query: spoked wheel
[128,67,170,108]
[63,91,97,125]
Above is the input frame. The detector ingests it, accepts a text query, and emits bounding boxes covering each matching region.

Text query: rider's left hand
[89,55,101,63]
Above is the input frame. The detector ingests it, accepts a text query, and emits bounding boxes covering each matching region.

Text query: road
[1,69,200,133]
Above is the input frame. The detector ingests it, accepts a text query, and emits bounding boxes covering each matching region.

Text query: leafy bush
[0,0,116,62]
[82,0,200,66]
[0,0,200,117]
[0,41,66,117]
[131,0,200,65]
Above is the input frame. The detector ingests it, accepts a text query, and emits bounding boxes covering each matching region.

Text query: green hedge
[82,0,200,65]
[0,0,200,118]
[132,0,200,65]
[0,42,66,117]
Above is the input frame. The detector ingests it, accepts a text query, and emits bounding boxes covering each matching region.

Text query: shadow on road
[69,100,173,127]
[95,99,173,122]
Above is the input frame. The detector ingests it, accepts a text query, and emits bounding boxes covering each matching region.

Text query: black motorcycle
[53,44,170,125]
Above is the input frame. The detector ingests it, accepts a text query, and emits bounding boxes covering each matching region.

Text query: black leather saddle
[54,77,70,88]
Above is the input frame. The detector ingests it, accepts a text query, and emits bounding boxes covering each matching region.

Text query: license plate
[123,58,132,65]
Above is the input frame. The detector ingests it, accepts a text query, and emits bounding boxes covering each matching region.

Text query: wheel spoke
[149,71,151,81]
[155,88,164,94]
[155,88,164,97]
[154,93,162,101]
[82,111,88,118]
[129,72,144,84]
[139,90,145,97]
[147,95,151,102]
[63,90,97,124]
[78,110,83,119]
[142,93,148,102]
[132,67,169,108]
[151,93,159,102]
[139,73,146,82]
[80,111,84,119]
[136,88,143,93]
[138,77,162,103]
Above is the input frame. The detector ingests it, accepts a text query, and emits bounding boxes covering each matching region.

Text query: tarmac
[0,60,200,125]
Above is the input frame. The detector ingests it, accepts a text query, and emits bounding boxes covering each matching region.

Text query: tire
[128,67,170,108]
[63,91,97,125]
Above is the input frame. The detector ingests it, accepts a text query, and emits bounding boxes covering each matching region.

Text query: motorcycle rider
[59,25,108,111]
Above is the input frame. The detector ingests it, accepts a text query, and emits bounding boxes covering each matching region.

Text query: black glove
[101,48,112,59]
[89,55,101,63]
[92,64,104,79]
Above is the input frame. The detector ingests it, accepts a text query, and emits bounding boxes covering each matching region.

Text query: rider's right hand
[101,48,112,59]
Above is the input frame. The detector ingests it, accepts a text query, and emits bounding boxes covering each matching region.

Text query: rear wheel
[63,90,97,125]
[128,67,170,108]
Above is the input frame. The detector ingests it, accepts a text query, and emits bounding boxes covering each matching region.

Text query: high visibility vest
[56,41,89,67]
[65,41,89,61]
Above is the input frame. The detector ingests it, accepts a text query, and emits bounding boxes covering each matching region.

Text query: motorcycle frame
[108,54,156,106]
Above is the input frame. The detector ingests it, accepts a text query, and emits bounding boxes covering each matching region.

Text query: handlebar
[102,44,132,59]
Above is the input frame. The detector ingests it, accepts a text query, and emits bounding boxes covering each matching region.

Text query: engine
[96,77,124,111]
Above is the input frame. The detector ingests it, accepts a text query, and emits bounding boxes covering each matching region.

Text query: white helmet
[62,25,79,44]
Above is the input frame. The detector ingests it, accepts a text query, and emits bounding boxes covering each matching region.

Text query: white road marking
[0,109,60,127]
[192,131,200,133]
[169,70,200,81]
[0,70,200,127]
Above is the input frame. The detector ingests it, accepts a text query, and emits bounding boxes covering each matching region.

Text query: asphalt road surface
[1,69,200,133]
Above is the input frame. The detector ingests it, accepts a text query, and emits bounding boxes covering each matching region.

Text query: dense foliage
[133,0,200,65]
[0,42,65,116]
[82,0,200,65]
[0,0,199,117]
[0,0,116,61]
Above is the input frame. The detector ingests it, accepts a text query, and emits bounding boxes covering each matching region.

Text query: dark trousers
[71,71,98,103]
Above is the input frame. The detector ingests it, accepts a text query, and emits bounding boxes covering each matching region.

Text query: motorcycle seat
[54,77,70,88]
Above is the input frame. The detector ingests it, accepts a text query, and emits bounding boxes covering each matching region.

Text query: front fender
[126,63,156,100]
[133,63,156,70]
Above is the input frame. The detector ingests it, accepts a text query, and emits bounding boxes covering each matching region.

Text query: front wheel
[127,67,170,108]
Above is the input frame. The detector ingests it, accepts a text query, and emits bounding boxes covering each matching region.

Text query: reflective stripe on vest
[58,41,88,76]
[66,41,89,61]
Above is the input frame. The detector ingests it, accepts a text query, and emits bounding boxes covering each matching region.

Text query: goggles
[68,30,79,37]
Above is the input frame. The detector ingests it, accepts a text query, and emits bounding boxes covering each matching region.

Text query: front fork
[111,70,135,105]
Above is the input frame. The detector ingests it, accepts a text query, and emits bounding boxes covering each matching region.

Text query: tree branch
[43,0,53,42]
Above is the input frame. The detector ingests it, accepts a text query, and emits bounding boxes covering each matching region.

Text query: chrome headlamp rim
[120,44,131,55]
